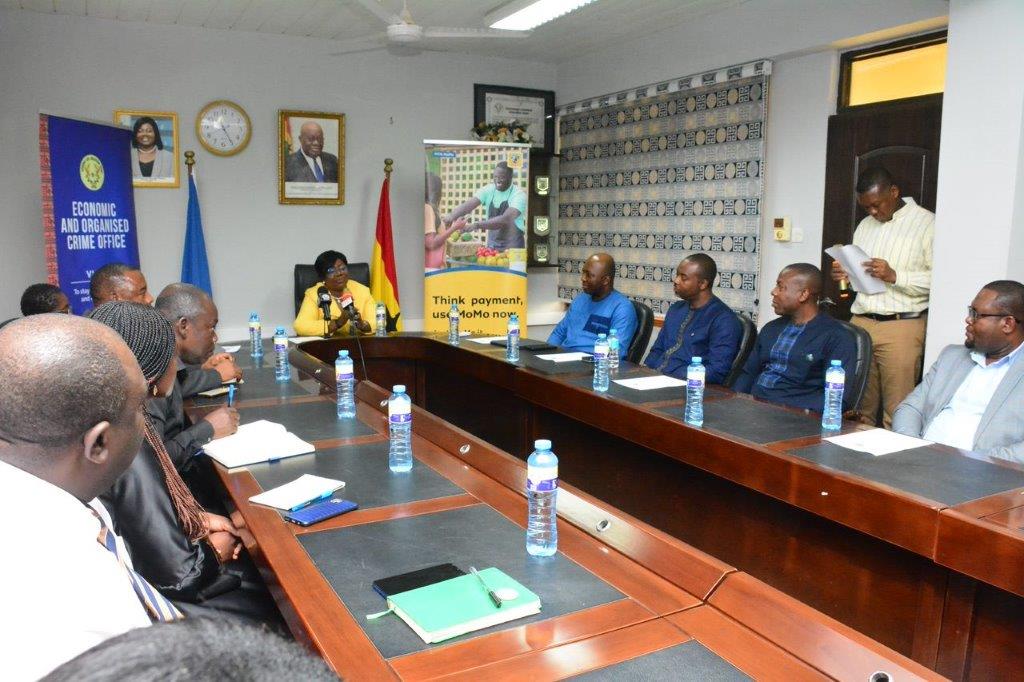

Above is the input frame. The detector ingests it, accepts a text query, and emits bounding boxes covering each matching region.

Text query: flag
[181,171,212,296]
[370,176,401,331]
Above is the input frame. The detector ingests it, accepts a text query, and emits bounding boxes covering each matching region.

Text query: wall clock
[196,100,251,156]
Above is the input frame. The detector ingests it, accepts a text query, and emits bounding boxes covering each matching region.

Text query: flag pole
[384,157,393,179]
[185,150,195,177]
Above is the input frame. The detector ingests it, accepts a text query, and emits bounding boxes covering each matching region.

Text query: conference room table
[193,334,1024,679]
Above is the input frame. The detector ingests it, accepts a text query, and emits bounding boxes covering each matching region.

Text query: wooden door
[820,94,942,318]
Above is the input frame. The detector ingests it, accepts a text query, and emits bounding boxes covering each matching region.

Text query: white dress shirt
[850,197,935,315]
[0,459,151,681]
[923,342,1024,450]
[301,150,325,181]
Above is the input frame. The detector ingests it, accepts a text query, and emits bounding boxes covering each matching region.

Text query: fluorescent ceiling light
[489,0,598,31]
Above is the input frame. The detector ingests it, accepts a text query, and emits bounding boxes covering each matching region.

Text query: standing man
[444,161,527,250]
[548,253,638,358]
[831,166,934,427]
[284,121,339,183]
[644,254,742,383]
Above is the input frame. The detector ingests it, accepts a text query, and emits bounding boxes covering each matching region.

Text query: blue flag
[181,172,212,296]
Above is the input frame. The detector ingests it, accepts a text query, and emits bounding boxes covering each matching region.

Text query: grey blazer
[893,343,1024,463]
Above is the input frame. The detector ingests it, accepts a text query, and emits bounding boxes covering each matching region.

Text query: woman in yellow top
[294,250,376,337]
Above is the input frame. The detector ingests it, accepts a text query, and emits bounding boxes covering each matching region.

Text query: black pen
[469,566,502,608]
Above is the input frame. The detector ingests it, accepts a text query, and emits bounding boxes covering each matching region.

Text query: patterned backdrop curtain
[556,60,770,321]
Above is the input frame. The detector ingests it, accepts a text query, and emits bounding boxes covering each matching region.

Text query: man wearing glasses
[893,281,1024,463]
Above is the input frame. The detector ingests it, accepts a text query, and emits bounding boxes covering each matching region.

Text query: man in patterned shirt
[830,167,935,428]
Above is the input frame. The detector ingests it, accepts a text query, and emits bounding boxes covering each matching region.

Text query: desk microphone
[317,287,332,320]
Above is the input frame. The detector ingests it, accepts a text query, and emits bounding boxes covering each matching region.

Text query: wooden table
[200,338,941,680]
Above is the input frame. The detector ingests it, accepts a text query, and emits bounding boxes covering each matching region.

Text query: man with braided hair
[0,314,152,679]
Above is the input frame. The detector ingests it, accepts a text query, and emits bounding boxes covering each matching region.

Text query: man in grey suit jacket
[893,280,1024,463]
[284,121,338,183]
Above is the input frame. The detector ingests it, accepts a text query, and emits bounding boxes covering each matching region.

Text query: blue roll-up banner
[39,113,139,313]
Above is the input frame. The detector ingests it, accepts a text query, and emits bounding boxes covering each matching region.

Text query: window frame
[838,30,948,110]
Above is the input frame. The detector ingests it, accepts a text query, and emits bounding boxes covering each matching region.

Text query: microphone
[317,286,332,320]
[339,292,356,316]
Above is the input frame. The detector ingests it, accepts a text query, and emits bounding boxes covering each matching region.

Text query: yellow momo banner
[423,140,529,334]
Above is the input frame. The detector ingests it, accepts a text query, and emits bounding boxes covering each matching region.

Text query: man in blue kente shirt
[549,253,637,359]
[644,254,742,384]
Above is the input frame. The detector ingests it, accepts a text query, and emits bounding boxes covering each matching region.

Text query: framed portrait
[113,109,179,188]
[278,110,345,205]
[474,84,555,154]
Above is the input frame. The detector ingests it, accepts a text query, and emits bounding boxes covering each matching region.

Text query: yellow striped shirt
[850,197,934,315]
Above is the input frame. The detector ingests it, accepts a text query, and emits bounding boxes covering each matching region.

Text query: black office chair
[723,312,757,388]
[293,262,371,316]
[626,300,654,364]
[836,319,873,410]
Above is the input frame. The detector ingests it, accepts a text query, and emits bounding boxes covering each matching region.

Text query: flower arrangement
[471,119,532,144]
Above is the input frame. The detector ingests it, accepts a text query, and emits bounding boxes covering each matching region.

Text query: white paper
[467,336,508,344]
[824,244,886,295]
[824,429,932,457]
[289,336,321,345]
[249,474,344,511]
[220,345,241,353]
[197,386,230,398]
[536,352,591,363]
[613,375,687,390]
[203,420,315,468]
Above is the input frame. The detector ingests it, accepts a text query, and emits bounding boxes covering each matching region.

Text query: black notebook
[489,338,557,352]
[372,563,466,598]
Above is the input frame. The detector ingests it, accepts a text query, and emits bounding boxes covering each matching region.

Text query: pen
[289,491,333,513]
[227,384,236,407]
[469,566,502,608]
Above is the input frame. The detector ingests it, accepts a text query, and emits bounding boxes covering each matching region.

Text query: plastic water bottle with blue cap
[273,326,290,382]
[248,312,262,358]
[388,385,413,472]
[375,303,387,336]
[592,333,609,392]
[526,439,558,556]
[448,304,460,345]
[335,350,356,419]
[506,313,520,362]
[685,356,705,426]
[607,328,620,372]
[821,360,845,431]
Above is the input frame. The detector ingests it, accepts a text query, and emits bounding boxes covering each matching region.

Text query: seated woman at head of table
[294,249,376,337]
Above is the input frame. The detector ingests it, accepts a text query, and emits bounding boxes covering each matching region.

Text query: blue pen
[289,491,333,513]
[227,384,236,407]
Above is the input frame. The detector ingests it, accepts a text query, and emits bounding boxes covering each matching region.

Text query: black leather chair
[723,312,757,388]
[837,319,873,411]
[626,300,654,364]
[293,262,370,316]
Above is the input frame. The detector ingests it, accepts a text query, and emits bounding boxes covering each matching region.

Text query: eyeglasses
[326,265,348,276]
[967,306,1020,322]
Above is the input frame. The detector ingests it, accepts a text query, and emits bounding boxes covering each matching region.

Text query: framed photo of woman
[278,110,345,205]
[113,110,179,188]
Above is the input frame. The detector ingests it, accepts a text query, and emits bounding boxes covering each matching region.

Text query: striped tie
[94,514,184,622]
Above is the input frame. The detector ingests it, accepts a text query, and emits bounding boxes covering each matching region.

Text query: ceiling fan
[332,0,532,55]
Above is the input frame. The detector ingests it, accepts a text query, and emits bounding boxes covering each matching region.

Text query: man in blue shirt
[548,253,637,359]
[644,254,742,384]
[733,263,857,412]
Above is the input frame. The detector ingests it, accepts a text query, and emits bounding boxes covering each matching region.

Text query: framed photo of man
[113,109,179,188]
[278,110,345,205]
[474,84,555,154]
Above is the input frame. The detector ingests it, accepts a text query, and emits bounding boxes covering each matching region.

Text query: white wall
[0,9,556,338]
[927,0,1024,365]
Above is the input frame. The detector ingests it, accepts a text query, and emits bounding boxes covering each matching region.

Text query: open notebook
[202,420,314,468]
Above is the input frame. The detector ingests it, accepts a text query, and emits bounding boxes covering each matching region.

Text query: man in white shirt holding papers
[893,281,1024,464]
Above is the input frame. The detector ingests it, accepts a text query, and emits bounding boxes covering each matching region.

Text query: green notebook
[386,567,541,644]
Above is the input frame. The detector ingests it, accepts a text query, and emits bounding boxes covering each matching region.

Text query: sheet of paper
[467,336,508,344]
[289,336,322,345]
[197,386,230,398]
[536,352,591,363]
[824,244,886,295]
[203,420,315,468]
[824,428,932,457]
[249,474,345,510]
[220,344,241,353]
[613,375,687,390]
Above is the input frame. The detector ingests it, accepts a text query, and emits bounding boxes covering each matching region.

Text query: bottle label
[527,464,558,492]
[389,401,411,423]
[508,328,519,338]
[274,337,287,352]
[826,381,844,390]
[337,370,354,380]
[249,322,260,330]
[687,378,704,388]
[593,349,607,359]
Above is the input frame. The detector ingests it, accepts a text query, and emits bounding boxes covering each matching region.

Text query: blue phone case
[285,498,358,526]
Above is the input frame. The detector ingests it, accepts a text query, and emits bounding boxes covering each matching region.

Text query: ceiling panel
[254,0,315,34]
[55,0,86,13]
[176,0,213,25]
[20,0,56,12]
[204,0,250,29]
[116,0,152,22]
[145,0,183,23]
[84,0,118,20]
[230,0,276,31]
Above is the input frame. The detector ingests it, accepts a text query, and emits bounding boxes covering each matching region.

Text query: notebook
[248,474,345,511]
[202,420,315,468]
[385,567,540,644]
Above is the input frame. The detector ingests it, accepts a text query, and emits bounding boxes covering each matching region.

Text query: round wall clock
[196,100,251,156]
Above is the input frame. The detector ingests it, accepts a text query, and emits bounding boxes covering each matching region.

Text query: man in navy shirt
[733,263,857,412]
[644,255,742,384]
[549,253,637,359]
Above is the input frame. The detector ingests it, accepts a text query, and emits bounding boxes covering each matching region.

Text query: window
[839,32,947,108]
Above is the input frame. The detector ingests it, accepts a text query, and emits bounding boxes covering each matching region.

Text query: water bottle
[375,303,387,336]
[335,350,356,419]
[592,333,609,392]
[685,356,706,427]
[607,328,620,372]
[448,304,460,345]
[388,385,413,472]
[273,326,290,383]
[822,360,845,431]
[506,313,520,362]
[526,439,558,557]
[248,312,263,357]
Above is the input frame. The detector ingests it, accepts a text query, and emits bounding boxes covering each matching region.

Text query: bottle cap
[338,350,349,358]
[830,359,842,366]
[692,356,702,363]
[609,328,617,334]
[275,326,286,334]
[393,384,406,393]
[534,439,552,450]
[597,333,607,339]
